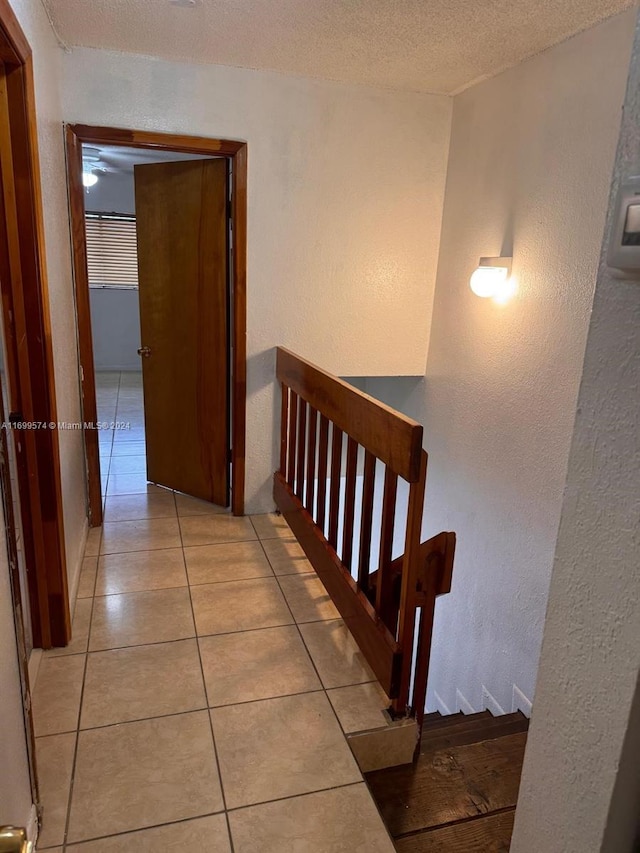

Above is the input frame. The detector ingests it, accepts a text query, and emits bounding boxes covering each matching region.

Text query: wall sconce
[470,257,514,302]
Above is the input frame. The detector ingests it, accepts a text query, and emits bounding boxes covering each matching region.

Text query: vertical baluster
[287,391,298,487]
[279,384,289,476]
[305,406,318,516]
[358,450,376,594]
[328,426,343,550]
[410,602,435,729]
[394,449,428,719]
[295,400,307,500]
[342,437,358,571]
[316,415,329,532]
[376,467,398,630]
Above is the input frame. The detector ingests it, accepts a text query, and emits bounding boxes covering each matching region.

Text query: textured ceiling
[45,0,634,94]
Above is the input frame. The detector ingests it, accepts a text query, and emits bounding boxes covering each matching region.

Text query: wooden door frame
[65,124,247,523]
[0,0,70,649]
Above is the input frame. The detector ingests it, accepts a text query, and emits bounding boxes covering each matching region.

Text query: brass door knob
[0,826,29,853]
[137,346,151,358]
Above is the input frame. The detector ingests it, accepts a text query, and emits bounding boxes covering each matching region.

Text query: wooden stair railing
[273,347,455,724]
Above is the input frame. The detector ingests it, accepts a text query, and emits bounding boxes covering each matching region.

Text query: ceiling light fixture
[469,256,514,302]
[82,170,99,188]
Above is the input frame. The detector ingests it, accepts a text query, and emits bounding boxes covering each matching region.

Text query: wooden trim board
[0,4,69,649]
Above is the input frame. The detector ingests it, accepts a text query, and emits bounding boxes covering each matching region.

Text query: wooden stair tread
[421,711,490,731]
[419,712,529,754]
[394,810,515,853]
[366,730,527,837]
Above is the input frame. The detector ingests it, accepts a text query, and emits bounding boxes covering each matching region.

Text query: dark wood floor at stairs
[365,710,529,852]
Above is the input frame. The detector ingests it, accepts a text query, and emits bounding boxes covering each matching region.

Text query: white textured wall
[60,48,452,511]
[361,10,636,716]
[9,0,88,600]
[512,12,640,850]
[84,169,136,214]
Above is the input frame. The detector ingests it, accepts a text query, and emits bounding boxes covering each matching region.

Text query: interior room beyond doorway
[81,143,230,508]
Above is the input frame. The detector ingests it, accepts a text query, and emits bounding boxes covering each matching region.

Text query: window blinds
[85,212,139,287]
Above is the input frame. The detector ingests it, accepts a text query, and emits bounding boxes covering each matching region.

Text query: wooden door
[134,158,230,505]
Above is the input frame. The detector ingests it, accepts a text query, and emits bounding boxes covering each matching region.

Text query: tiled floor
[32,372,394,851]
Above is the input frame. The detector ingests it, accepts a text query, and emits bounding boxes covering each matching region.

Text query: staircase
[365,710,529,852]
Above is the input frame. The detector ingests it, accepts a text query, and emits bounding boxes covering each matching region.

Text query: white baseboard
[68,518,89,616]
[482,684,506,716]
[456,688,476,715]
[27,802,38,848]
[434,683,532,718]
[28,648,42,691]
[433,690,452,715]
[512,684,533,717]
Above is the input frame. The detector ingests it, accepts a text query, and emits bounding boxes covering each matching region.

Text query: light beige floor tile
[191,578,292,637]
[32,654,85,736]
[101,518,182,554]
[90,588,195,650]
[68,711,223,842]
[184,541,273,586]
[96,548,187,596]
[299,620,376,688]
[45,598,92,657]
[211,692,361,809]
[81,639,206,728]
[97,411,117,423]
[77,556,98,598]
[103,489,176,522]
[249,513,291,540]
[327,682,391,733]
[278,573,340,623]
[115,416,144,429]
[84,526,101,557]
[108,454,147,475]
[113,427,146,443]
[110,440,147,457]
[228,784,395,852]
[106,472,152,496]
[179,514,257,547]
[36,732,76,848]
[175,492,228,516]
[261,537,314,576]
[117,373,143,388]
[96,371,120,385]
[65,814,231,852]
[200,625,320,707]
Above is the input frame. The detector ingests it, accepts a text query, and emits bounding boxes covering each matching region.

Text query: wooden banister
[274,347,455,728]
[276,347,423,481]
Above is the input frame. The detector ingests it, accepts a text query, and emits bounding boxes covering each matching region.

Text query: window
[85,212,138,288]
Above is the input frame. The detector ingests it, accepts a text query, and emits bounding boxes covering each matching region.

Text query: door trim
[0,0,70,649]
[65,125,247,522]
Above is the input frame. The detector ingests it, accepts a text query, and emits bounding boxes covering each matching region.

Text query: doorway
[66,126,247,526]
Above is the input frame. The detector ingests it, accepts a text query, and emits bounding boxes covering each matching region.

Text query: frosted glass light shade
[469,265,508,298]
[469,257,513,301]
